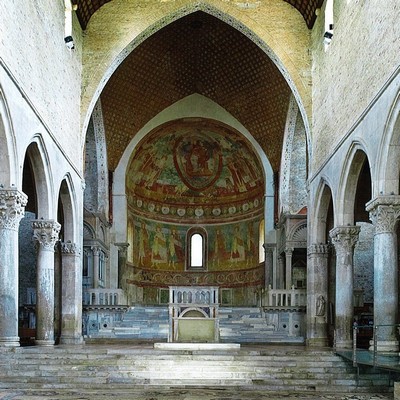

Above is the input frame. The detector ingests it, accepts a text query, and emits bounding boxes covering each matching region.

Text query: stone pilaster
[32,220,61,346]
[59,242,83,345]
[115,242,129,289]
[366,196,400,352]
[0,189,27,346]
[307,243,330,347]
[329,226,360,349]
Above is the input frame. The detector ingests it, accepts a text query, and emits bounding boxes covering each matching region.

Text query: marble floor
[0,389,392,400]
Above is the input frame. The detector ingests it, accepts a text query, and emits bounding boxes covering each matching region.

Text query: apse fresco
[130,216,261,272]
[126,118,265,224]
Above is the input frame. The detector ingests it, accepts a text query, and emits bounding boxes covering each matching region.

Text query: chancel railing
[262,285,306,308]
[83,288,127,306]
[169,286,219,343]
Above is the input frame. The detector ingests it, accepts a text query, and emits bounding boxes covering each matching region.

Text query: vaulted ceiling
[74,0,324,30]
[100,11,293,172]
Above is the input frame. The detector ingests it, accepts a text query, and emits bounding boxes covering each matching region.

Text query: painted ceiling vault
[100,11,293,172]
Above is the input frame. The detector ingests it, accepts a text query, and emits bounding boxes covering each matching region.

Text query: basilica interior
[1,0,400,397]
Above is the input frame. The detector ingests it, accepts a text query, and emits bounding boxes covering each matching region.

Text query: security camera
[64,35,75,50]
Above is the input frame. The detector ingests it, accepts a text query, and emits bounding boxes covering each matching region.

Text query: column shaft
[367,197,400,352]
[306,244,330,347]
[0,189,27,347]
[285,248,293,289]
[32,220,61,346]
[330,226,360,349]
[60,242,83,345]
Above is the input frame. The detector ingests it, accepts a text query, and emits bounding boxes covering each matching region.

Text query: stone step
[0,345,393,394]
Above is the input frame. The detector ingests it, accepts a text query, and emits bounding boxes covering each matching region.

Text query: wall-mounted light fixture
[64,35,74,50]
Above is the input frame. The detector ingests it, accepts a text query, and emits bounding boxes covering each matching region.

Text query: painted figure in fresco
[213,228,226,268]
[167,229,180,269]
[137,222,149,267]
[230,226,245,262]
[151,225,167,267]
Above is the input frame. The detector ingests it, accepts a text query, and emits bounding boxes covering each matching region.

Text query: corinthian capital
[329,226,360,267]
[366,196,400,234]
[32,220,61,251]
[0,189,28,230]
[329,226,360,249]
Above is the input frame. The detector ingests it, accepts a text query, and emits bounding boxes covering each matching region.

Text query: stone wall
[0,0,83,169]
[311,0,400,172]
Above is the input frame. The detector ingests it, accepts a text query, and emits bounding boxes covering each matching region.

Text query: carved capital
[0,189,28,230]
[60,241,81,255]
[366,197,400,234]
[285,247,294,256]
[329,226,360,267]
[115,242,129,258]
[32,220,61,251]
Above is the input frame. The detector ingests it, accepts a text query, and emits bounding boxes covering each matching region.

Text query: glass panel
[191,233,203,267]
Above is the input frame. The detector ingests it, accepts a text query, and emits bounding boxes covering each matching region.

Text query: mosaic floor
[0,389,392,400]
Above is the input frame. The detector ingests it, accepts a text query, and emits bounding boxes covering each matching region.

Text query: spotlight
[64,35,75,50]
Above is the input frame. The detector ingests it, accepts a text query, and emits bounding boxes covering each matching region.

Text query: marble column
[91,246,101,289]
[263,244,274,288]
[366,196,400,352]
[59,242,83,345]
[307,243,330,347]
[278,255,285,289]
[0,189,27,346]
[115,242,129,289]
[32,220,61,346]
[285,247,294,289]
[329,226,360,349]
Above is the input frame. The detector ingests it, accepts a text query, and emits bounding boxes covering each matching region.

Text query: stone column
[59,242,83,345]
[285,247,294,289]
[329,226,360,349]
[307,243,330,347]
[0,189,27,346]
[91,246,101,289]
[263,244,274,288]
[115,242,129,289]
[278,255,285,289]
[32,220,61,346]
[367,196,400,352]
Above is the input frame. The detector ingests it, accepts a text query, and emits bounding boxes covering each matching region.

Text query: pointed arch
[0,85,18,187]
[337,143,371,226]
[23,136,53,219]
[312,179,335,243]
[112,94,274,243]
[82,1,311,151]
[376,91,400,196]
[57,174,77,243]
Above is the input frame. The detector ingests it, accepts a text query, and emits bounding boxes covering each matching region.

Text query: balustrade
[263,285,306,308]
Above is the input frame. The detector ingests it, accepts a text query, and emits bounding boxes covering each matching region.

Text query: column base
[369,340,399,352]
[35,339,55,347]
[59,335,84,345]
[306,337,329,348]
[0,336,20,347]
[335,340,353,350]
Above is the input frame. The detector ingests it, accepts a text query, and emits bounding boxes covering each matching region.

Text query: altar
[168,286,219,343]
